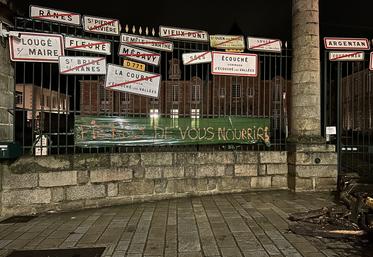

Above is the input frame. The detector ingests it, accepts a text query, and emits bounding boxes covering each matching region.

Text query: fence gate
[323,50,373,178]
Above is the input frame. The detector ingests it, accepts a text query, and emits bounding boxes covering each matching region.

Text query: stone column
[288,0,337,192]
[0,0,15,142]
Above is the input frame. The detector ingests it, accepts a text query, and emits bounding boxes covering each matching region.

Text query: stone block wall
[0,151,288,216]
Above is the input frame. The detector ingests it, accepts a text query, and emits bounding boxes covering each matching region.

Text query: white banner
[329,51,365,61]
[64,36,111,55]
[59,56,106,75]
[105,64,161,98]
[82,15,121,36]
[211,51,258,77]
[247,37,282,53]
[9,31,64,63]
[182,51,212,65]
[159,26,209,42]
[324,37,370,50]
[118,44,160,66]
[30,5,81,26]
[120,33,173,52]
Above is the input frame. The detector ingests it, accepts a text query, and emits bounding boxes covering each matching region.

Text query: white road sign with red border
[118,44,161,66]
[120,33,173,52]
[182,51,212,65]
[105,64,161,98]
[159,26,209,42]
[82,15,121,36]
[211,51,258,77]
[64,36,111,55]
[329,51,365,61]
[324,37,370,50]
[9,31,64,63]
[247,37,282,53]
[369,53,373,71]
[30,5,81,26]
[210,35,245,50]
[59,56,106,75]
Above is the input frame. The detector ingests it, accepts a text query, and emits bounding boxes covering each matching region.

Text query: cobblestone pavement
[0,191,372,257]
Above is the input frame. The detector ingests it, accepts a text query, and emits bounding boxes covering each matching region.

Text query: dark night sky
[12,0,373,42]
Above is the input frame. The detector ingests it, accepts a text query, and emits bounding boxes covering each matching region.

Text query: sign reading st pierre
[82,15,121,36]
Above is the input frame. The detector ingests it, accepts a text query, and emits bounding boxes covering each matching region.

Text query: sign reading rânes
[30,5,81,26]
[74,116,271,146]
[159,26,209,42]
[324,37,370,50]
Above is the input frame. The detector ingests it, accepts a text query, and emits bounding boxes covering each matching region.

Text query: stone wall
[0,151,288,216]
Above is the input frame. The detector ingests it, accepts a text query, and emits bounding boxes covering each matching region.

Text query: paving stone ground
[0,191,372,257]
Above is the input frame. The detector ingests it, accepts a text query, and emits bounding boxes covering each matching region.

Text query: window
[46,96,50,108]
[16,91,23,105]
[192,84,200,102]
[232,84,241,98]
[171,109,179,118]
[191,109,200,119]
[247,86,254,98]
[219,87,225,98]
[52,97,57,108]
[172,85,179,102]
[150,109,159,118]
[121,93,130,104]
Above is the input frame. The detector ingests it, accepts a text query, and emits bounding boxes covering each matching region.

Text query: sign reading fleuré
[9,31,64,63]
[247,37,282,53]
[105,64,161,98]
[82,15,120,36]
[64,36,111,55]
[329,51,365,61]
[118,44,160,66]
[324,37,370,50]
[159,26,209,42]
[210,35,245,50]
[30,5,81,26]
[120,33,173,52]
[211,51,258,77]
[123,60,146,71]
[182,51,212,65]
[59,56,106,75]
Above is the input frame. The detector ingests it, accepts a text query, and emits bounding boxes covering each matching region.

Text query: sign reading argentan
[105,64,161,98]
[329,51,365,61]
[120,33,173,52]
[210,35,245,50]
[182,51,212,65]
[247,37,282,53]
[324,37,370,50]
[59,56,106,75]
[9,32,64,63]
[118,44,160,66]
[211,51,258,77]
[64,36,111,55]
[159,26,209,42]
[82,15,120,36]
[30,5,81,26]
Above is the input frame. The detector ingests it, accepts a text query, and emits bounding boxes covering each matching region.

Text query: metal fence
[13,16,291,155]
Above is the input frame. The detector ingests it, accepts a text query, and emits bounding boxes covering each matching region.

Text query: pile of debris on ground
[289,174,373,239]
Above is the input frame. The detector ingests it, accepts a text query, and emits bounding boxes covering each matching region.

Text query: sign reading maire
[211,52,258,77]
[159,26,209,42]
[324,37,370,50]
[105,64,161,98]
[82,15,120,36]
[59,56,106,75]
[30,5,81,26]
[9,32,64,63]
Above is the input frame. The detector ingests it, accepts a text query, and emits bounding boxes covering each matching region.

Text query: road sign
[120,33,173,52]
[159,26,209,42]
[105,64,161,98]
[59,56,106,75]
[64,36,111,55]
[324,37,370,50]
[82,15,121,36]
[211,51,258,77]
[30,5,81,26]
[369,53,373,71]
[118,44,160,66]
[329,51,365,61]
[247,37,282,53]
[9,31,64,63]
[210,35,245,50]
[182,51,212,65]
[123,60,146,71]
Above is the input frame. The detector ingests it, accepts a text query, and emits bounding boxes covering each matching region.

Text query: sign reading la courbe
[59,56,106,75]
[159,26,209,42]
[9,31,64,63]
[211,51,258,77]
[120,33,173,52]
[82,15,121,36]
[64,36,111,55]
[74,116,271,147]
[105,64,161,98]
[30,5,81,26]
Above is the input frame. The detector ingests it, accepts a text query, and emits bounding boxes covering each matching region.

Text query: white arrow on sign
[329,51,365,61]
[64,36,111,55]
[118,44,161,66]
[82,15,121,36]
[105,64,161,98]
[30,5,81,26]
[120,33,173,52]
[59,56,106,75]
[182,51,212,65]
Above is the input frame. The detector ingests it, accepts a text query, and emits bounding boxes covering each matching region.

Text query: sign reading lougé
[9,32,64,63]
[210,35,245,50]
[82,15,120,36]
[30,5,81,26]
[120,33,173,52]
[211,51,258,77]
[159,26,209,42]
[247,37,282,53]
[64,36,111,55]
[105,64,161,98]
[329,51,365,61]
[324,37,370,50]
[118,44,160,66]
[74,116,271,147]
[59,56,106,75]
[182,51,212,65]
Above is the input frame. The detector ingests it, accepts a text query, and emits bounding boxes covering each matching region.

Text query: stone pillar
[0,0,15,142]
[288,0,337,192]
